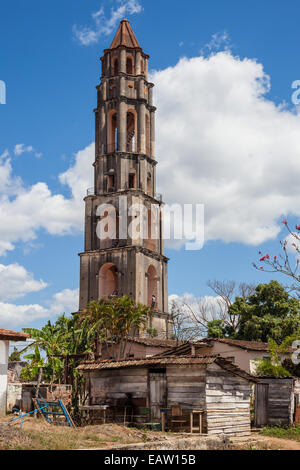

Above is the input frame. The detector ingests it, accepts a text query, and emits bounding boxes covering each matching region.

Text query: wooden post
[34,367,43,418]
[189,412,192,434]
[161,412,166,433]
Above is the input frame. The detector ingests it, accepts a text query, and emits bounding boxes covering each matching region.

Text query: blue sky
[1,0,300,336]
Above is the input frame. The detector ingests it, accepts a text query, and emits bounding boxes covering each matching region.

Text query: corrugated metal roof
[78,355,217,370]
[77,354,257,382]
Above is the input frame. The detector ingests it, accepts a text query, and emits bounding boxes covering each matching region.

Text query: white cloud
[14,144,33,156]
[283,233,300,268]
[50,289,79,316]
[73,0,143,46]
[0,144,94,255]
[200,31,231,56]
[59,143,94,204]
[0,288,79,329]
[0,263,47,301]
[169,292,225,318]
[150,51,300,247]
[14,144,42,158]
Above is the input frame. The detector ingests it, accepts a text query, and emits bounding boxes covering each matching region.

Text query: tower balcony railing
[105,143,151,156]
[86,188,163,200]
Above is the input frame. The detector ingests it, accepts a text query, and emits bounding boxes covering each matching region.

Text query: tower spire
[109,18,141,50]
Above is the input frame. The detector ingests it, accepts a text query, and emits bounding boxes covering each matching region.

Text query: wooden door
[294,394,300,423]
[149,372,167,420]
[255,383,269,427]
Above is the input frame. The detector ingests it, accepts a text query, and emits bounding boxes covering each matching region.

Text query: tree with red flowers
[253,220,300,297]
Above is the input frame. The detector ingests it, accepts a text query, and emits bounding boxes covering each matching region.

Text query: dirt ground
[0,416,168,450]
[231,433,300,450]
[1,416,300,450]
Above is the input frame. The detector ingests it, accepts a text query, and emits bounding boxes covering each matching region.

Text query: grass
[261,423,300,442]
[0,418,166,450]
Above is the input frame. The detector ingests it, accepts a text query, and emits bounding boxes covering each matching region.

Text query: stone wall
[101,435,230,451]
[7,362,28,383]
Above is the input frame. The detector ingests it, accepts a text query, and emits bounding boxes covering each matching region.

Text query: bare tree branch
[253,221,300,298]
[170,280,255,339]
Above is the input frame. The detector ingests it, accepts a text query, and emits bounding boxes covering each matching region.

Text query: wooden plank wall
[166,365,206,409]
[206,363,251,437]
[257,378,293,426]
[89,368,148,404]
[166,364,207,431]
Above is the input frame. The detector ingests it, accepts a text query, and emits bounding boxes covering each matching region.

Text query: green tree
[8,347,21,362]
[20,344,47,382]
[281,358,300,377]
[229,281,300,342]
[80,295,151,359]
[207,320,226,338]
[254,337,293,377]
[21,315,93,408]
[22,321,67,383]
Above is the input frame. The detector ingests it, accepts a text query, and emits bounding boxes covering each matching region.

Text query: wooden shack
[254,377,300,427]
[78,355,257,436]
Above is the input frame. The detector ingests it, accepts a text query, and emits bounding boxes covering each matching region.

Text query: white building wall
[0,340,9,415]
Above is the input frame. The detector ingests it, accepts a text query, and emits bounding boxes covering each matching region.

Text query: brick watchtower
[79,19,172,338]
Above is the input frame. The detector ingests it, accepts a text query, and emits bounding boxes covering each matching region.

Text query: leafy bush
[254,359,291,377]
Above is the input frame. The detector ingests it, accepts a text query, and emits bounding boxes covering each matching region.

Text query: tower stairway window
[127,112,136,152]
[108,111,118,153]
[147,174,152,195]
[126,57,133,74]
[108,174,115,191]
[113,58,119,76]
[147,265,158,310]
[146,114,150,156]
[129,173,136,189]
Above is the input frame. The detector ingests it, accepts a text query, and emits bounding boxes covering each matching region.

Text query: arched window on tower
[129,170,136,189]
[147,172,152,196]
[147,265,158,310]
[113,57,119,76]
[108,111,118,153]
[127,111,136,153]
[99,263,118,299]
[145,114,150,156]
[146,208,156,251]
[107,171,115,191]
[126,57,133,75]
